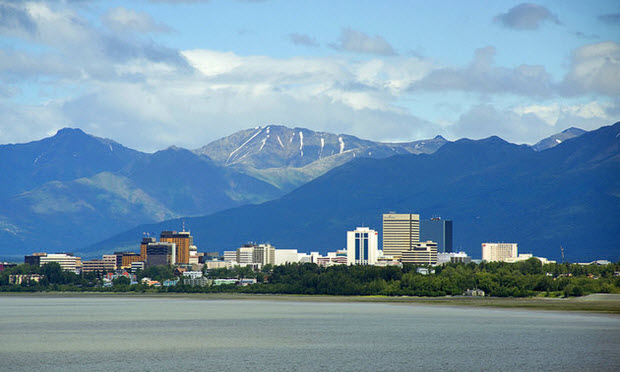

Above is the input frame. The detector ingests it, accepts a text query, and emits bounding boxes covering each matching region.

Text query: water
[0,296,618,371]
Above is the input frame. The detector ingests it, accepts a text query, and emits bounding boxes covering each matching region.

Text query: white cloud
[561,41,620,96]
[409,46,554,96]
[0,2,617,152]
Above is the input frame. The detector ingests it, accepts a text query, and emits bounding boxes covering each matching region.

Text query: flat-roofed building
[24,252,47,266]
[401,241,438,265]
[383,213,420,259]
[146,242,176,267]
[189,245,199,265]
[481,243,518,262]
[121,252,142,269]
[420,218,453,253]
[39,253,80,272]
[237,245,254,266]
[140,237,156,261]
[252,244,275,267]
[131,261,145,273]
[160,230,193,265]
[274,249,300,265]
[437,251,471,265]
[347,227,379,265]
[223,251,237,263]
[82,258,116,273]
[205,260,232,270]
[314,250,348,267]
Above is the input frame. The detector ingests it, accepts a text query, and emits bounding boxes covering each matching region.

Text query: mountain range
[0,126,451,259]
[85,122,619,262]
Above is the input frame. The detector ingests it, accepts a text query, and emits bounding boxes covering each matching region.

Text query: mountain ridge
[83,122,620,262]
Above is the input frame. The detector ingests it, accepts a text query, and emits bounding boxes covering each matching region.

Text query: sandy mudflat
[2,291,619,314]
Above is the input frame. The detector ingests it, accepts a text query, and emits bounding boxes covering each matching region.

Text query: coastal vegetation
[1,259,619,298]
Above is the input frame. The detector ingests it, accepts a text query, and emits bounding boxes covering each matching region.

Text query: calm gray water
[0,296,618,371]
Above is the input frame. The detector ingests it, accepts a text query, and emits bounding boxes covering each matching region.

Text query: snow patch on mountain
[228,128,262,163]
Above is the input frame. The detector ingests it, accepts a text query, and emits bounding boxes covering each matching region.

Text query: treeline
[1,258,619,297]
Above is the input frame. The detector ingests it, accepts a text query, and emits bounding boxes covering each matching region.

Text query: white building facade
[347,227,379,265]
[481,243,518,262]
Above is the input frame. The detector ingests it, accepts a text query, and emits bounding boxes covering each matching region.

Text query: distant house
[163,279,179,287]
[463,289,485,297]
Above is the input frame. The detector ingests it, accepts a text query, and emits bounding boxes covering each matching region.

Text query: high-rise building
[383,213,420,259]
[481,243,518,262]
[401,241,438,265]
[252,244,275,267]
[160,231,193,265]
[420,218,453,253]
[140,237,156,261]
[146,242,176,267]
[346,227,379,265]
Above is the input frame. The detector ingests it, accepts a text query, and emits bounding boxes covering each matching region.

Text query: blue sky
[0,0,618,151]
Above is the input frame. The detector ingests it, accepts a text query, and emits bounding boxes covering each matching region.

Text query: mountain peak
[532,127,587,152]
[561,127,586,135]
[54,127,87,137]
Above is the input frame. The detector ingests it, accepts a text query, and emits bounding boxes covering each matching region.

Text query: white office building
[437,251,472,265]
[39,253,80,272]
[347,227,379,265]
[275,249,301,265]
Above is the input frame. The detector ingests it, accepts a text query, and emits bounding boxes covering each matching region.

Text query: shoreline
[2,292,619,314]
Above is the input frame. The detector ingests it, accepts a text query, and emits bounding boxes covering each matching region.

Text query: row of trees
[1,259,619,297]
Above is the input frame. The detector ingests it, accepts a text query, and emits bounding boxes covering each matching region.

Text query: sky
[0,0,618,152]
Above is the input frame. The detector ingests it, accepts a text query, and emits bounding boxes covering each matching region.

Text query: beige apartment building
[481,243,518,262]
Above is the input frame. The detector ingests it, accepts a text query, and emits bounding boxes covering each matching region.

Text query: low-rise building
[481,243,518,262]
[213,278,238,286]
[314,250,348,267]
[131,261,145,273]
[274,249,301,265]
[401,241,438,265]
[184,277,212,287]
[437,251,471,265]
[182,271,203,279]
[205,260,232,270]
[82,258,116,273]
[9,274,42,285]
[24,253,47,266]
[504,253,556,264]
[39,253,80,272]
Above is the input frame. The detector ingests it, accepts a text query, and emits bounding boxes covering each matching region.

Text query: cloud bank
[0,1,617,152]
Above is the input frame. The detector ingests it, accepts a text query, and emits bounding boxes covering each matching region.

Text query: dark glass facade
[420,219,453,253]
